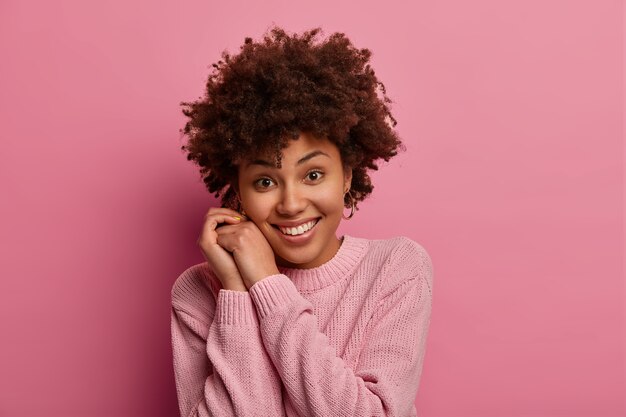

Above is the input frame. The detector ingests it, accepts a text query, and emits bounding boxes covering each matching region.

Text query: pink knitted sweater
[170,234,433,417]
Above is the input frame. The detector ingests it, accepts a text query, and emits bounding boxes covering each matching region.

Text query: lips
[271,217,321,243]
[272,217,321,228]
[275,218,319,236]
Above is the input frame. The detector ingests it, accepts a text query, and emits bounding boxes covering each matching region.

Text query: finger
[215,223,241,234]
[198,213,241,245]
[206,206,247,219]
[215,231,237,253]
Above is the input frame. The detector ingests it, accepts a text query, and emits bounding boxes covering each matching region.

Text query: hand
[215,215,280,289]
[197,207,247,292]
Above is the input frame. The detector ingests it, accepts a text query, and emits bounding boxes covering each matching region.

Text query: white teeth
[279,219,318,236]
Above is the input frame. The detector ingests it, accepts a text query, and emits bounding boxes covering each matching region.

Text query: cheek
[241,193,273,218]
[315,190,345,213]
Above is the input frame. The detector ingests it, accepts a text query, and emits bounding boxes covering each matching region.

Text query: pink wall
[0,0,624,416]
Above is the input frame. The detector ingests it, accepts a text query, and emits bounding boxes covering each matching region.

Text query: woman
[171,26,433,417]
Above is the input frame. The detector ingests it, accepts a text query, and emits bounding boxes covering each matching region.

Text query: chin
[273,246,319,268]
[275,248,311,265]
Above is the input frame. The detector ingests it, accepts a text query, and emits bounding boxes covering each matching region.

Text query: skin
[196,132,353,292]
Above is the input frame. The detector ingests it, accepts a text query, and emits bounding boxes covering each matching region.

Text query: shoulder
[364,235,432,270]
[171,262,221,321]
[364,235,434,299]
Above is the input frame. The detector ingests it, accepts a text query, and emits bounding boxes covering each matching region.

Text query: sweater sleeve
[248,243,433,417]
[170,267,286,417]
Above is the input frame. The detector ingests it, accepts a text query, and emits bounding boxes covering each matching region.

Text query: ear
[343,165,353,192]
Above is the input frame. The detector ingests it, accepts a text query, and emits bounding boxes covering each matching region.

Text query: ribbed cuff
[248,274,301,319]
[214,289,259,326]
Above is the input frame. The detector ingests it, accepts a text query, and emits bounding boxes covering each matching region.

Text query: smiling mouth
[271,218,321,236]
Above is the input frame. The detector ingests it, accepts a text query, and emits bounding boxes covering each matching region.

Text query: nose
[276,183,307,216]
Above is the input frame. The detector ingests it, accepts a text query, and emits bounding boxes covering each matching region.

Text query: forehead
[243,134,341,169]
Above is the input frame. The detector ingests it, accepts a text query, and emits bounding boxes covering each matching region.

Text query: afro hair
[180,25,405,211]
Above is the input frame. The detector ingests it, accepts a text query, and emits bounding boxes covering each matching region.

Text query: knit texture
[170,234,433,417]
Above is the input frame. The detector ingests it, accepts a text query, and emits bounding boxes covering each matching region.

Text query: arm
[248,244,433,417]
[171,268,286,417]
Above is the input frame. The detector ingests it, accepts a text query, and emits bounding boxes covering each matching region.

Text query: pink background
[1,0,624,416]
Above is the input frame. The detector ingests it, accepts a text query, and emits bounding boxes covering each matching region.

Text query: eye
[254,177,275,189]
[305,170,324,182]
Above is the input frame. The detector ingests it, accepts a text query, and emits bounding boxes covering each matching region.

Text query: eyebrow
[246,150,330,168]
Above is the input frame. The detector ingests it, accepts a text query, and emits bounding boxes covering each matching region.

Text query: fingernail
[232,216,241,220]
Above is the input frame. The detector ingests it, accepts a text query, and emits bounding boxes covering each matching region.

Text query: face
[236,132,352,269]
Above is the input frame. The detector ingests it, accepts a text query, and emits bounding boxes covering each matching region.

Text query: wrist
[221,281,248,292]
[244,268,280,289]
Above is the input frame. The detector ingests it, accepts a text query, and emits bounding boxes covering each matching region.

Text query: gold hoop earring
[342,190,355,220]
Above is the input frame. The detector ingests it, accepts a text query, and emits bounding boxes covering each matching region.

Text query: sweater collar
[277,234,369,292]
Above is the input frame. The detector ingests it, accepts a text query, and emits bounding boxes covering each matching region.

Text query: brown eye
[254,178,274,189]
[306,170,324,182]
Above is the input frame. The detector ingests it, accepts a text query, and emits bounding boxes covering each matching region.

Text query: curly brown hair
[180,25,405,212]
